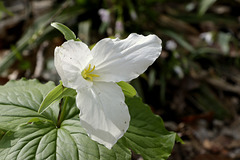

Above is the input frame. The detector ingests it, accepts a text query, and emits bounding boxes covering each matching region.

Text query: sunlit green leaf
[51,22,78,41]
[118,81,137,98]
[38,81,76,114]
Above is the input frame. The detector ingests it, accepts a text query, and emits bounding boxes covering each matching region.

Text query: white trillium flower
[54,33,162,149]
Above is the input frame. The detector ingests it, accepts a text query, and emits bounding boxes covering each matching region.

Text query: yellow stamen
[82,64,99,81]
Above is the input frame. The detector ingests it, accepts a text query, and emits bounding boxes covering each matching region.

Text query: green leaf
[0,79,178,159]
[0,79,131,159]
[38,81,76,114]
[120,96,178,160]
[51,22,78,41]
[0,78,59,130]
[117,81,137,97]
[0,121,131,160]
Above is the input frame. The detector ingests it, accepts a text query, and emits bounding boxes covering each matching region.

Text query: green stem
[57,97,69,128]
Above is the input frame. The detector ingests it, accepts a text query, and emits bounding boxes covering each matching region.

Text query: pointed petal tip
[80,118,127,149]
[128,32,162,42]
[76,82,130,149]
[129,32,162,47]
[128,33,162,58]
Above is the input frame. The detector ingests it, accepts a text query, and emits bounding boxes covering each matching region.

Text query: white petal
[89,33,162,82]
[54,40,93,89]
[76,82,130,149]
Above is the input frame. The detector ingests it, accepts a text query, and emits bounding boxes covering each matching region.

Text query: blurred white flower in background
[98,8,110,23]
[166,40,177,51]
[200,32,214,45]
[115,19,124,37]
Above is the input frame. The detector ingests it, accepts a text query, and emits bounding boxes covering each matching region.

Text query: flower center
[81,64,99,81]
